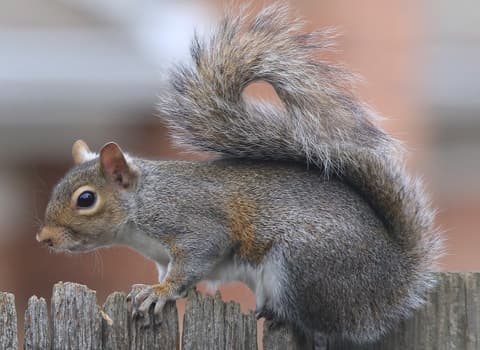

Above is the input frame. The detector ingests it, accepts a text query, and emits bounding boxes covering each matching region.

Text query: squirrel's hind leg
[255,250,294,326]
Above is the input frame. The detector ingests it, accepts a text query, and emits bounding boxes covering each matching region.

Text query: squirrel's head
[37,140,138,252]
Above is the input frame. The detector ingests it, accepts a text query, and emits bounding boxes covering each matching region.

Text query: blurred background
[0,0,479,341]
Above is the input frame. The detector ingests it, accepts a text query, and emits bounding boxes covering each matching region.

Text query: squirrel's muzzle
[36,226,63,247]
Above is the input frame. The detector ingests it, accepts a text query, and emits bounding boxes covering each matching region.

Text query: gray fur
[41,3,443,344]
[154,3,443,342]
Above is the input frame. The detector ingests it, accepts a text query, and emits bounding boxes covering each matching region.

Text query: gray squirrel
[37,4,443,343]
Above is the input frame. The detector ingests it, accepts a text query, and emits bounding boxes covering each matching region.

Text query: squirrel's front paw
[127,284,167,326]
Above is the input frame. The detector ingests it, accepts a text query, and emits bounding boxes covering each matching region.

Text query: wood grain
[0,273,479,349]
[24,296,49,350]
[0,292,17,350]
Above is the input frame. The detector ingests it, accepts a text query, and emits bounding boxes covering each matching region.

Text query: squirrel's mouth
[36,225,89,252]
[37,224,110,253]
[36,225,65,249]
[66,241,98,253]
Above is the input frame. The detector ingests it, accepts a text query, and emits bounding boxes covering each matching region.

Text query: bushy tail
[157,3,442,282]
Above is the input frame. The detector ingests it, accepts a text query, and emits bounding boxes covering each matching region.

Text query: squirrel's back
[156,3,443,342]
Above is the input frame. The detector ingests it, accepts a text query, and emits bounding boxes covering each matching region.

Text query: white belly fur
[203,255,283,312]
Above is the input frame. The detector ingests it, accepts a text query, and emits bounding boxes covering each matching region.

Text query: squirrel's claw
[256,306,286,330]
[126,283,149,303]
[153,299,166,320]
[127,284,165,326]
[255,305,276,321]
[265,319,288,332]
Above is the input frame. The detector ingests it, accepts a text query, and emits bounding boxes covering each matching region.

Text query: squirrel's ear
[100,142,135,190]
[72,140,96,164]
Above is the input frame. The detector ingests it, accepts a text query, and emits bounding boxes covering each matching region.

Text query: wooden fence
[0,272,479,349]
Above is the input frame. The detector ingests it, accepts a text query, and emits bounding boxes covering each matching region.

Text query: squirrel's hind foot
[256,305,288,330]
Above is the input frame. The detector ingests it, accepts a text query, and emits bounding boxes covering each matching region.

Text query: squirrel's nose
[36,226,62,246]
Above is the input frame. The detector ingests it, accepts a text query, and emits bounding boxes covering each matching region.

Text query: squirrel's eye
[77,191,96,208]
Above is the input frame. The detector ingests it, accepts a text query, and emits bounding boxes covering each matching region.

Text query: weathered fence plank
[24,296,49,350]
[51,282,102,350]
[182,289,256,350]
[270,272,480,350]
[263,320,314,350]
[0,292,17,350]
[128,299,178,350]
[102,292,128,350]
[1,272,480,349]
[465,272,480,350]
